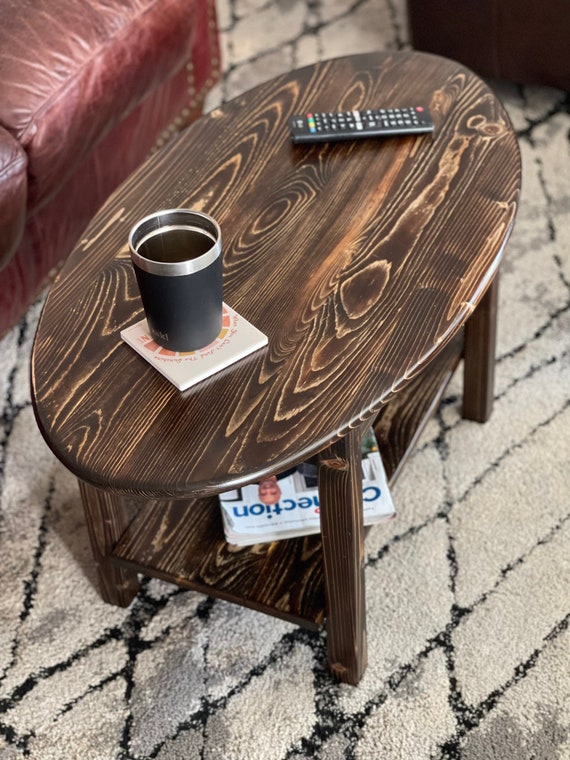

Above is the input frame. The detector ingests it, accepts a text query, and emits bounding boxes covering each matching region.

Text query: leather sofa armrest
[0,126,27,271]
[0,0,201,212]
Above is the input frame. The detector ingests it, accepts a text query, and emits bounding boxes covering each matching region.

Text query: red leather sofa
[407,0,570,91]
[0,0,220,340]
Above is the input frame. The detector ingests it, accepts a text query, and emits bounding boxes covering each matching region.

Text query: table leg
[318,426,367,684]
[78,480,140,607]
[462,272,499,422]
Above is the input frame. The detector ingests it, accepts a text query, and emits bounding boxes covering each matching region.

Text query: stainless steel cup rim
[129,209,222,276]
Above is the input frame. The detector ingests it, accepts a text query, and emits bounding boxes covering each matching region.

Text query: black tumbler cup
[128,209,222,352]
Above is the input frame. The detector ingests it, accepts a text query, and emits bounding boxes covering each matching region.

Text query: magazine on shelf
[219,428,396,546]
[120,303,268,391]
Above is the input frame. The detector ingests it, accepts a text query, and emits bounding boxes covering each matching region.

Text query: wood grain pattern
[78,481,140,606]
[318,425,368,684]
[113,495,327,628]
[31,52,521,498]
[372,333,463,483]
[463,273,499,421]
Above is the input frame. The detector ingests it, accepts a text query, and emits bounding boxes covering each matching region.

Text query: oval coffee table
[31,52,521,684]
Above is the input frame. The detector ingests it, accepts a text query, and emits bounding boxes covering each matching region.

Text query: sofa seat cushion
[0,0,199,212]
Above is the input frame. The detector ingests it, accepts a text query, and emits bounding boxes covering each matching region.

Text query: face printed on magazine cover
[258,475,282,505]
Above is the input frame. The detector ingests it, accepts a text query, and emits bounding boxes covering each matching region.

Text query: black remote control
[289,107,434,143]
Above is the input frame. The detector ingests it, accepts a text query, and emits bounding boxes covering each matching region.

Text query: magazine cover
[219,428,395,546]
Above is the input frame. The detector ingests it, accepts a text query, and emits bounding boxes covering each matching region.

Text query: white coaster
[120,303,268,391]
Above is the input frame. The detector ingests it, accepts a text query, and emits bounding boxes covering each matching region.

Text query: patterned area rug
[1,1,569,758]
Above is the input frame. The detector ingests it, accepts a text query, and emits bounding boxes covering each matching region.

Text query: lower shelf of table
[112,333,463,629]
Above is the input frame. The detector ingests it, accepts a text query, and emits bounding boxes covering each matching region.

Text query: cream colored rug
[1,1,569,758]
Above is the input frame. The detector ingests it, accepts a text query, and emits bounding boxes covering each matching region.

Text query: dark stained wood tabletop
[31,51,521,499]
